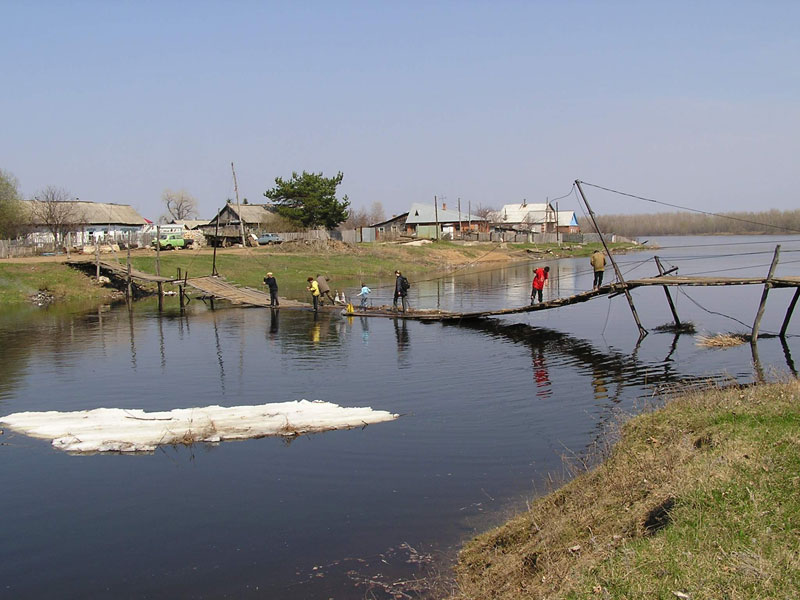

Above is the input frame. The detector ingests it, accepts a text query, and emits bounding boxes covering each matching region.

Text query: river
[1,235,798,599]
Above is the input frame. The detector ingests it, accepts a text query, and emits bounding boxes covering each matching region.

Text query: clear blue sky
[2,1,798,220]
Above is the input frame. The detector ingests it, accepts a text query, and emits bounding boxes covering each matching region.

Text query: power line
[579,180,800,235]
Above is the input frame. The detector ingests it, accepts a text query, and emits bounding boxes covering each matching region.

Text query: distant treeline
[577,209,800,237]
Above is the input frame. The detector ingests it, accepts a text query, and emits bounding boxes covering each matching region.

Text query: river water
[1,235,799,599]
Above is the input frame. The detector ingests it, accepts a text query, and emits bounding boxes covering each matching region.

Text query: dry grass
[695,333,749,348]
[451,379,800,599]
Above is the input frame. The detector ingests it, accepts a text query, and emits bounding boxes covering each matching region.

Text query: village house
[20,200,148,247]
[370,212,409,241]
[491,200,557,233]
[404,202,487,239]
[201,202,280,246]
[556,210,580,234]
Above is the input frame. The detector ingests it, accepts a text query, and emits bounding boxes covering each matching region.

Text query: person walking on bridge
[591,249,606,290]
[393,270,410,312]
[531,266,550,304]
[263,272,279,306]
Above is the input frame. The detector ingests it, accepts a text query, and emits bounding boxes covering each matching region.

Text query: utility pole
[232,162,246,247]
[458,197,462,239]
[434,196,440,241]
[575,179,647,339]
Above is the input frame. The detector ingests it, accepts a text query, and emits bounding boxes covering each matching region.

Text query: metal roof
[404,203,485,224]
[22,200,147,226]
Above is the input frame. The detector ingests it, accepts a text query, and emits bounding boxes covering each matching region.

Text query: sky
[2,1,798,221]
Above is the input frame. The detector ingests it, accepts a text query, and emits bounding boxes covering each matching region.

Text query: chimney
[442,202,447,211]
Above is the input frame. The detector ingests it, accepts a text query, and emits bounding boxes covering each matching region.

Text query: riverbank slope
[452,380,800,599]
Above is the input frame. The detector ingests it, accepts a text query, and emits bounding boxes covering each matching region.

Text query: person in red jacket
[531,266,550,304]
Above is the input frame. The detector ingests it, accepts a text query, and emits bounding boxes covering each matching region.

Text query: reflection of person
[263,272,279,306]
[590,249,606,290]
[393,270,410,312]
[530,266,550,304]
[307,277,320,312]
[316,274,334,305]
[356,283,372,310]
[532,346,551,399]
[269,308,279,334]
[394,318,409,351]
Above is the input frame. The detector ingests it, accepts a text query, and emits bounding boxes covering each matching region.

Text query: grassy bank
[453,380,800,599]
[0,240,639,305]
[0,261,118,305]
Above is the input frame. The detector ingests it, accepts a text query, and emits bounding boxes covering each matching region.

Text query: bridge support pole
[575,180,647,339]
[654,256,681,327]
[780,288,800,338]
[752,245,781,342]
[126,231,132,300]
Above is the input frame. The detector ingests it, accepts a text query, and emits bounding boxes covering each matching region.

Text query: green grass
[0,263,114,305]
[453,380,800,600]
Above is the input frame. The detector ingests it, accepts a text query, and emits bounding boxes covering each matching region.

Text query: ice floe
[0,400,399,454]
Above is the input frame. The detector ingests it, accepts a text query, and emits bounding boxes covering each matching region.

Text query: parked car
[152,233,193,250]
[257,233,283,245]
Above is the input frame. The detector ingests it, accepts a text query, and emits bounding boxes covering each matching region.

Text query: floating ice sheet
[0,400,399,454]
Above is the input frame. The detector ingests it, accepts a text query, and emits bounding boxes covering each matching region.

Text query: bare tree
[473,203,497,220]
[29,186,83,246]
[161,189,198,221]
[367,201,386,224]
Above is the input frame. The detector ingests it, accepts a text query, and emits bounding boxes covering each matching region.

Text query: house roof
[212,203,276,224]
[557,211,578,227]
[22,200,147,226]
[494,202,552,225]
[404,203,485,225]
[172,219,210,229]
[371,212,409,228]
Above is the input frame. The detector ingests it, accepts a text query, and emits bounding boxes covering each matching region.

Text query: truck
[152,233,194,250]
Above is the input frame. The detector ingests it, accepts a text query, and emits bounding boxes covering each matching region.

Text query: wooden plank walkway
[67,258,172,283]
[179,273,800,322]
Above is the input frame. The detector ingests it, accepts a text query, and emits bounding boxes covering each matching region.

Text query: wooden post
[126,231,132,300]
[575,180,648,338]
[212,214,220,276]
[751,244,781,341]
[780,288,800,338]
[232,162,246,247]
[434,196,439,241]
[179,283,185,310]
[458,197,462,239]
[157,281,163,311]
[66,232,71,259]
[654,256,681,326]
[95,239,100,279]
[155,225,161,276]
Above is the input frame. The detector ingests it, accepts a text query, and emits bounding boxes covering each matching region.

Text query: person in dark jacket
[263,272,279,306]
[393,270,410,312]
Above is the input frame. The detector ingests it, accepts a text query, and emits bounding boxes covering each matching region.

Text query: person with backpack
[393,270,410,312]
[531,265,550,304]
[262,272,279,306]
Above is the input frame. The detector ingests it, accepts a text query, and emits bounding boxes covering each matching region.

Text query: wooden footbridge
[68,243,800,341]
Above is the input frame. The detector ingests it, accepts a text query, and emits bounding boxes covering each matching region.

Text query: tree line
[578,209,800,237]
